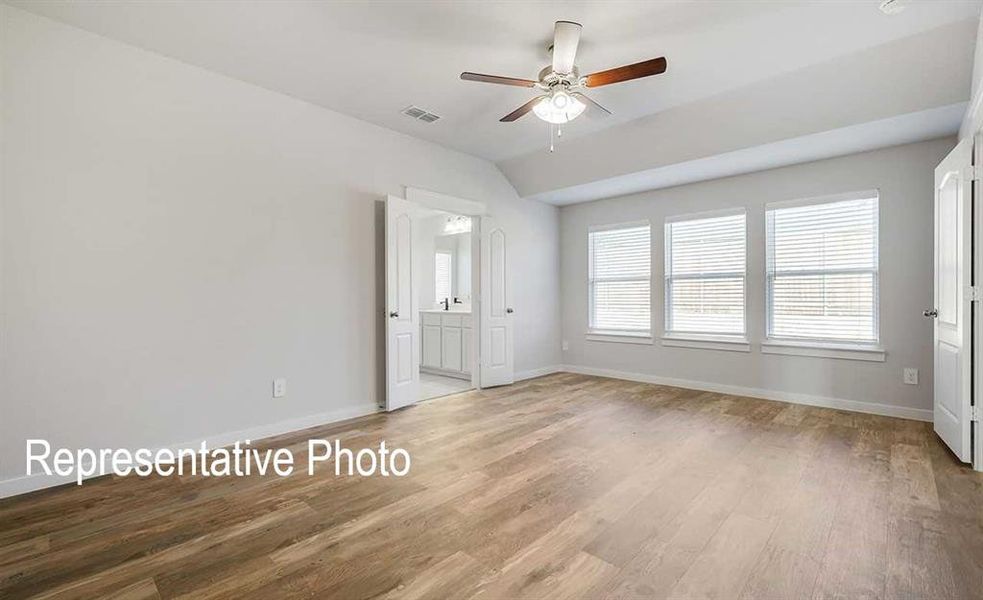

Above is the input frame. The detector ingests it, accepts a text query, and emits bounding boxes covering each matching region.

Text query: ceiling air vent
[402,106,441,123]
[878,0,906,15]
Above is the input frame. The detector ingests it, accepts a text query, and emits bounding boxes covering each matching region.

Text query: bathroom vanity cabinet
[420,310,472,379]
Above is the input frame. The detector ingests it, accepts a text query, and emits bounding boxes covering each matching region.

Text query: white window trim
[664,206,747,223]
[766,188,879,210]
[761,339,885,362]
[661,333,750,353]
[587,220,652,336]
[664,208,748,338]
[765,190,880,347]
[585,331,654,345]
[588,220,651,232]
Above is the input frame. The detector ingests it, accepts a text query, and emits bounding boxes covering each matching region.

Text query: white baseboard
[514,365,564,382]
[560,364,933,422]
[0,403,379,499]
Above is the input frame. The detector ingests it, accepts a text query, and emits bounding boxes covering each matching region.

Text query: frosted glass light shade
[533,90,586,124]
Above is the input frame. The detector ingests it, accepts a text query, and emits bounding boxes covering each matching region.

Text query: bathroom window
[588,222,651,335]
[435,252,452,302]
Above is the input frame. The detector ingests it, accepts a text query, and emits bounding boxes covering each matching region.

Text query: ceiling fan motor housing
[537,65,582,90]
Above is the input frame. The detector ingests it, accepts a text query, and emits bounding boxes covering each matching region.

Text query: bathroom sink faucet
[440,298,449,311]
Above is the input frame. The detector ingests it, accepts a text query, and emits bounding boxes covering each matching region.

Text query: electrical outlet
[903,368,918,385]
[562,340,569,351]
[273,378,287,398]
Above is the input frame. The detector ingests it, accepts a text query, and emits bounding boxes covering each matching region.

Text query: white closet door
[931,139,972,462]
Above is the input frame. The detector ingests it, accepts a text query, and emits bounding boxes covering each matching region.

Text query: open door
[931,139,973,462]
[479,216,514,387]
[386,195,419,411]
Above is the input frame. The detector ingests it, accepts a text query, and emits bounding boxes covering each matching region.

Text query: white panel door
[386,195,419,411]
[480,216,514,387]
[932,139,972,462]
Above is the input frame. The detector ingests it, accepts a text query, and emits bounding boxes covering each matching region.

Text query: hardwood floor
[0,373,980,599]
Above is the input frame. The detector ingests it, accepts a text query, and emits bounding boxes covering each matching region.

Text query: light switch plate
[273,378,287,398]
[903,368,918,385]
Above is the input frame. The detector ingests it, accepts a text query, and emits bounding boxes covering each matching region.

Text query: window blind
[589,224,651,332]
[665,212,746,336]
[766,193,878,343]
[435,252,452,302]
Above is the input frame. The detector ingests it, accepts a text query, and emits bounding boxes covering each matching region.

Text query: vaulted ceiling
[12,0,980,204]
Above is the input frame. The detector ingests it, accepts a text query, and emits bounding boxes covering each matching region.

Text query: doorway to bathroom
[417,210,475,401]
[385,187,514,412]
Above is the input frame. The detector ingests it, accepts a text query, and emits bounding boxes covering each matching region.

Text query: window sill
[661,334,750,353]
[585,331,653,345]
[761,340,885,362]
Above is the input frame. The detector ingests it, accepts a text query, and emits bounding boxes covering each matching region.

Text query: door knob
[923,309,938,318]
[389,310,399,318]
[506,307,514,314]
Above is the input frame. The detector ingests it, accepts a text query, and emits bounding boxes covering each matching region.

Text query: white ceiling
[9,0,982,166]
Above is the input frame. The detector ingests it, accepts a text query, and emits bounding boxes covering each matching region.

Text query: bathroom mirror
[434,231,471,302]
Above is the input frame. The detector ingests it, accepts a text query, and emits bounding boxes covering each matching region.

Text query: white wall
[560,138,954,417]
[0,6,560,489]
[416,214,443,311]
[455,232,471,301]
[960,10,983,139]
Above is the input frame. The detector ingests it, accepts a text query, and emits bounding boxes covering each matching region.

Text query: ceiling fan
[460,21,667,126]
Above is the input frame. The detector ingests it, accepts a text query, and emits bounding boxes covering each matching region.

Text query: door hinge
[965,286,982,301]
[972,406,981,422]
[965,165,983,181]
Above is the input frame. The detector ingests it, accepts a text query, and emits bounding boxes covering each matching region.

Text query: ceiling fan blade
[585,57,667,87]
[573,92,611,117]
[500,96,545,122]
[460,72,537,88]
[551,21,582,75]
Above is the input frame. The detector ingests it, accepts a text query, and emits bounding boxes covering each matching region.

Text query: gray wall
[559,137,954,414]
[0,7,561,486]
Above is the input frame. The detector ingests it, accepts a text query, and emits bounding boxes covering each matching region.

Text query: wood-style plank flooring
[1,373,981,599]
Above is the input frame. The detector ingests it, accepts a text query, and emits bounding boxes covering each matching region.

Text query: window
[766,191,879,344]
[435,251,452,302]
[664,211,746,338]
[589,223,651,335]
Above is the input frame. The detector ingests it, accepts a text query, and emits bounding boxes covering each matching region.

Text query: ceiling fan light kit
[460,20,667,152]
[532,89,586,125]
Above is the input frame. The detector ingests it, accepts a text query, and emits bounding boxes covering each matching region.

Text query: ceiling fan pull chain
[549,123,555,153]
[558,124,563,137]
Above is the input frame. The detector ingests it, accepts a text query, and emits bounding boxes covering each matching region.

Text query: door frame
[402,187,488,393]
[974,131,983,472]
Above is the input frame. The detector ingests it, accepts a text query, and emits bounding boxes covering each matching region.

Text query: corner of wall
[959,8,983,140]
